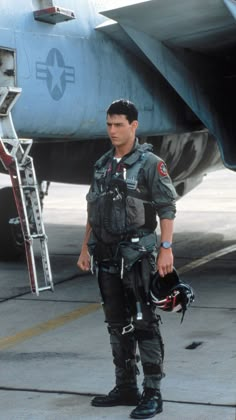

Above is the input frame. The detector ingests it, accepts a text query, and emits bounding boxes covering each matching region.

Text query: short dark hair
[107,99,138,123]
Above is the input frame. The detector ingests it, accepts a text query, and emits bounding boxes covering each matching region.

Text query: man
[77,99,176,419]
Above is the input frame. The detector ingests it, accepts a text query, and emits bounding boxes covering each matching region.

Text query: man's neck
[114,138,136,158]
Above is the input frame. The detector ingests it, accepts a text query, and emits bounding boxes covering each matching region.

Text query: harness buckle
[122,323,134,335]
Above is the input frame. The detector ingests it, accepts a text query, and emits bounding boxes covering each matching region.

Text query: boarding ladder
[0,86,54,295]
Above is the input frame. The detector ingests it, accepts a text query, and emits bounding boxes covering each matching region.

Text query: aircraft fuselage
[0,0,199,140]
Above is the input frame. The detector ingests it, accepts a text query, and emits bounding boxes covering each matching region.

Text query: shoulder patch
[157,161,168,177]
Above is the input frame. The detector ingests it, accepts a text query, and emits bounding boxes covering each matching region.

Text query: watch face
[161,241,172,249]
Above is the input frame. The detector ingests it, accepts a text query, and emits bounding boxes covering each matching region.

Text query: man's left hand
[157,248,174,277]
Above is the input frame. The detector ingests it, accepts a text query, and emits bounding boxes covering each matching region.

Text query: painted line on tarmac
[0,386,235,408]
[0,303,100,351]
[0,244,235,351]
[178,244,236,274]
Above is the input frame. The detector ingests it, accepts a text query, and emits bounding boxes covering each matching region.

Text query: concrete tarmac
[0,170,235,420]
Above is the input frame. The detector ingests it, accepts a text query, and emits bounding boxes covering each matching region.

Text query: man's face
[106,114,138,148]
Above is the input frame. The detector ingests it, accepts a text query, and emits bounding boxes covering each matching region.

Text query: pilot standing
[77,99,176,419]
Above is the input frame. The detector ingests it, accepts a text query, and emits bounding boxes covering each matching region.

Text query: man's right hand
[77,248,91,271]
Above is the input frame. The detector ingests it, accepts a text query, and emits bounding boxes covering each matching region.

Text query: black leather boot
[130,388,163,419]
[91,385,141,407]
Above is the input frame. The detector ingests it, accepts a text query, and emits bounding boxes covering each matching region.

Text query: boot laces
[109,386,119,395]
[139,388,159,404]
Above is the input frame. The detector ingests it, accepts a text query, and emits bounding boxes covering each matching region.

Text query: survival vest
[87,142,157,244]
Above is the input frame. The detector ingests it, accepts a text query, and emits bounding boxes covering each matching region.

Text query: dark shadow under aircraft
[0,0,236,260]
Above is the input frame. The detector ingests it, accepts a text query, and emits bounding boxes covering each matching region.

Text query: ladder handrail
[0,86,54,295]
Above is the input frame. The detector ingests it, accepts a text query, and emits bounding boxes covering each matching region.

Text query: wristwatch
[160,241,172,249]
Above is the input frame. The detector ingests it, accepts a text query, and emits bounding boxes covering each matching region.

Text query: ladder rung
[31,234,46,239]
[21,185,37,190]
[38,286,54,292]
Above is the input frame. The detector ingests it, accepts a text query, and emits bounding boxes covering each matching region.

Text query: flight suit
[87,139,176,391]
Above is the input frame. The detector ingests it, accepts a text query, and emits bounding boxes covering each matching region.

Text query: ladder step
[21,185,37,190]
[31,234,47,239]
[38,286,54,292]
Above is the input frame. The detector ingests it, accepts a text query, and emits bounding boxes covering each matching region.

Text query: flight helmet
[150,268,194,322]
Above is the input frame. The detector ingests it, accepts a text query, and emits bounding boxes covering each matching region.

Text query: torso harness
[87,143,157,245]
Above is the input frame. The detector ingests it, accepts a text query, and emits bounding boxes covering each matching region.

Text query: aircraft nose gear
[0,86,53,295]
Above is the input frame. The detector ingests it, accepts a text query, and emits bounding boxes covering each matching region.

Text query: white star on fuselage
[47,50,65,93]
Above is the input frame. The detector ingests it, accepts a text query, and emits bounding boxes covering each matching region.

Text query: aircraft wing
[99,0,236,53]
[98,0,236,169]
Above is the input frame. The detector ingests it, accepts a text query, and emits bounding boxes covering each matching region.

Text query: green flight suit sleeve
[144,154,177,220]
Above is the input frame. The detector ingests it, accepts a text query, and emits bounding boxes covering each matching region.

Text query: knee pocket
[134,325,160,340]
[143,362,163,377]
[135,326,164,361]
